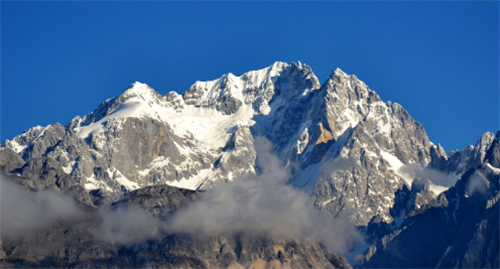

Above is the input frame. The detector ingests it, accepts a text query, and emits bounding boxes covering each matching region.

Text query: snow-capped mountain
[1,61,499,268]
[0,61,496,227]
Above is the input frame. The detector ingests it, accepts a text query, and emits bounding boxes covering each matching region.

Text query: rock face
[115,184,198,218]
[2,158,94,206]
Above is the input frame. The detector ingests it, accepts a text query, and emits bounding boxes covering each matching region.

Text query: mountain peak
[225,72,237,79]
[333,67,348,77]
[183,61,305,115]
[481,131,494,140]
[484,131,500,167]
[270,60,288,70]
[321,67,352,87]
[121,81,157,98]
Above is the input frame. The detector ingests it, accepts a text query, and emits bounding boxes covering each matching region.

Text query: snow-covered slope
[76,81,256,150]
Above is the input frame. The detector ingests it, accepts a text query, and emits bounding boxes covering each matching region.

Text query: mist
[0,138,362,254]
[92,203,166,245]
[399,163,458,188]
[166,137,361,254]
[0,173,165,245]
[0,174,80,240]
[466,171,490,196]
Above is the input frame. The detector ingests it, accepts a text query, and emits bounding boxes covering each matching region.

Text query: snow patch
[138,156,171,176]
[297,128,310,154]
[428,184,448,196]
[379,150,412,185]
[107,168,139,190]
[84,175,99,190]
[83,174,113,191]
[485,163,500,174]
[8,140,26,153]
[165,168,215,190]
[62,161,76,174]
[320,197,336,208]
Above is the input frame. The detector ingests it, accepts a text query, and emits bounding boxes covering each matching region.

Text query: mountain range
[1,61,498,268]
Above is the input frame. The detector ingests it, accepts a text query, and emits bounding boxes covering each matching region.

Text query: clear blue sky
[1,1,498,152]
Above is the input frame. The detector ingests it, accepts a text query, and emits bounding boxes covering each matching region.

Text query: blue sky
[1,1,498,152]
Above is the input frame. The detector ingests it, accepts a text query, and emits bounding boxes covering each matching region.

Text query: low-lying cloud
[166,137,361,254]
[0,174,80,240]
[399,163,458,188]
[92,203,165,245]
[466,171,490,196]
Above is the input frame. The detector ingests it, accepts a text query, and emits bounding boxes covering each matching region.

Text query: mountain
[1,61,498,268]
[357,132,500,268]
[0,62,440,224]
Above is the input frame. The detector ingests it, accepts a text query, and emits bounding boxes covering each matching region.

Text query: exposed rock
[115,184,198,218]
[485,131,500,167]
[3,158,94,206]
[0,147,25,172]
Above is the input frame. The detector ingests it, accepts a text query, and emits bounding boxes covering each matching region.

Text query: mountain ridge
[1,61,496,225]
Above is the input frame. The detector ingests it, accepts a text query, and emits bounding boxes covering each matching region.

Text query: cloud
[399,163,458,188]
[0,174,80,240]
[466,171,489,196]
[92,203,165,245]
[0,173,165,245]
[166,137,361,254]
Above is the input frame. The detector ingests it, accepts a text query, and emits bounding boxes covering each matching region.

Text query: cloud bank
[92,203,165,245]
[400,163,458,188]
[166,137,361,254]
[0,174,80,240]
